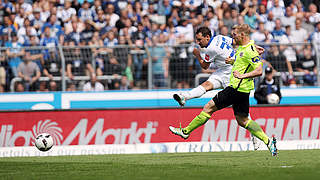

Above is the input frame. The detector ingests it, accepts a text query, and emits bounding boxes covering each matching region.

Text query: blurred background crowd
[0,0,319,92]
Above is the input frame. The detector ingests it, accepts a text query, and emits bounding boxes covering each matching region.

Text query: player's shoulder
[243,41,258,56]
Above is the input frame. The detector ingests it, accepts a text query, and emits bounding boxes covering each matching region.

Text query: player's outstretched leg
[173,85,207,106]
[173,93,186,106]
[169,111,211,139]
[169,125,189,139]
[244,119,278,156]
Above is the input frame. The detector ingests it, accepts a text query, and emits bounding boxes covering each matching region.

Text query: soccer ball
[267,93,280,104]
[35,133,54,152]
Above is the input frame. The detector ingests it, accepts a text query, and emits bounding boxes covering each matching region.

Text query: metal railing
[0,42,319,92]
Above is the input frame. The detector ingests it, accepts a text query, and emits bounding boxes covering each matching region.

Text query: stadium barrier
[1,140,320,157]
[1,41,319,92]
[0,87,320,110]
[0,105,320,157]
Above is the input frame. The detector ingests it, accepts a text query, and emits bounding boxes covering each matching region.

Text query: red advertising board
[0,106,320,147]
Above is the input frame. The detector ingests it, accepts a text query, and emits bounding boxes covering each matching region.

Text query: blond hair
[234,24,251,36]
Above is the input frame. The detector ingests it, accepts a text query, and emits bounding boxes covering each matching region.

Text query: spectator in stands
[307,3,320,25]
[113,35,134,87]
[309,22,320,53]
[0,49,6,89]
[280,25,298,66]
[43,51,61,80]
[2,16,16,36]
[281,6,296,30]
[65,15,85,35]
[48,80,58,91]
[149,34,169,88]
[17,18,36,42]
[257,4,268,23]
[15,82,25,92]
[291,18,308,55]
[272,18,286,42]
[118,76,131,90]
[80,20,94,44]
[66,82,76,91]
[158,0,172,16]
[40,26,58,60]
[219,25,229,36]
[14,5,25,29]
[89,31,112,76]
[83,73,105,91]
[78,1,94,22]
[41,14,63,38]
[57,0,76,23]
[105,3,119,28]
[131,22,148,87]
[27,35,44,71]
[29,8,43,35]
[265,45,295,86]
[103,30,118,46]
[37,81,48,92]
[265,11,276,32]
[17,51,41,91]
[268,0,285,19]
[297,46,318,85]
[205,10,219,35]
[5,33,24,77]
[241,3,258,30]
[115,9,128,31]
[254,67,282,104]
[251,22,273,43]
[222,10,235,32]
[17,0,32,14]
[66,41,94,80]
[66,21,81,45]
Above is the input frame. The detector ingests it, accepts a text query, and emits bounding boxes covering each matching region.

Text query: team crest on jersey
[205,54,210,61]
[239,52,244,57]
[251,56,261,63]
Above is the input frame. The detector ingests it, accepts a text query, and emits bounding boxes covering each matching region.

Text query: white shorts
[207,71,230,89]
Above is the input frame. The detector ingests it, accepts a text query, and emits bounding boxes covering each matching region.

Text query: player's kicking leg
[173,81,211,106]
[240,116,278,156]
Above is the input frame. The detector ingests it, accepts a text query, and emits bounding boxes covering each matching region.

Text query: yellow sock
[245,119,269,145]
[183,111,211,134]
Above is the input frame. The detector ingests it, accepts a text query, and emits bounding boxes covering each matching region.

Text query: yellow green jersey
[229,40,262,93]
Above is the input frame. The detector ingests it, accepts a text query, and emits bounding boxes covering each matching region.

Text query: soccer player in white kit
[173,26,264,150]
[173,26,264,107]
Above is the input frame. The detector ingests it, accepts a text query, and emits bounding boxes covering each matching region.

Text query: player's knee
[235,115,249,127]
[203,100,217,115]
[202,81,213,91]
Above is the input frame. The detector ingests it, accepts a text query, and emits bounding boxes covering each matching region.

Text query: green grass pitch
[1,150,320,180]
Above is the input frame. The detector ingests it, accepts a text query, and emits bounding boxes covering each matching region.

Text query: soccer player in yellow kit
[169,24,278,156]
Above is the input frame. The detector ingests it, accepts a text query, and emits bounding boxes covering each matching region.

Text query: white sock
[182,85,206,100]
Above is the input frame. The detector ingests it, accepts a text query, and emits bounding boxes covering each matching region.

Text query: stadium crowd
[0,0,319,92]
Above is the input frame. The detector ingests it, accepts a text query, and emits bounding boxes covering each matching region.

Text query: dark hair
[196,26,212,38]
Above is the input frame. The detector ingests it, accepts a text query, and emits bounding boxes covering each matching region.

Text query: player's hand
[233,70,244,79]
[193,48,200,57]
[225,56,234,64]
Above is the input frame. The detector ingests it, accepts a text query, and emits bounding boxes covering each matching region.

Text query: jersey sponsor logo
[251,56,260,63]
[205,54,210,61]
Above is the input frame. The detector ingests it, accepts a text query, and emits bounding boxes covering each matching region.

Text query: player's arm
[225,56,234,65]
[193,48,210,70]
[233,62,263,79]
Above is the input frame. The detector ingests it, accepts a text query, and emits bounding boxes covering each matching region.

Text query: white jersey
[199,35,234,73]
[199,35,235,89]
